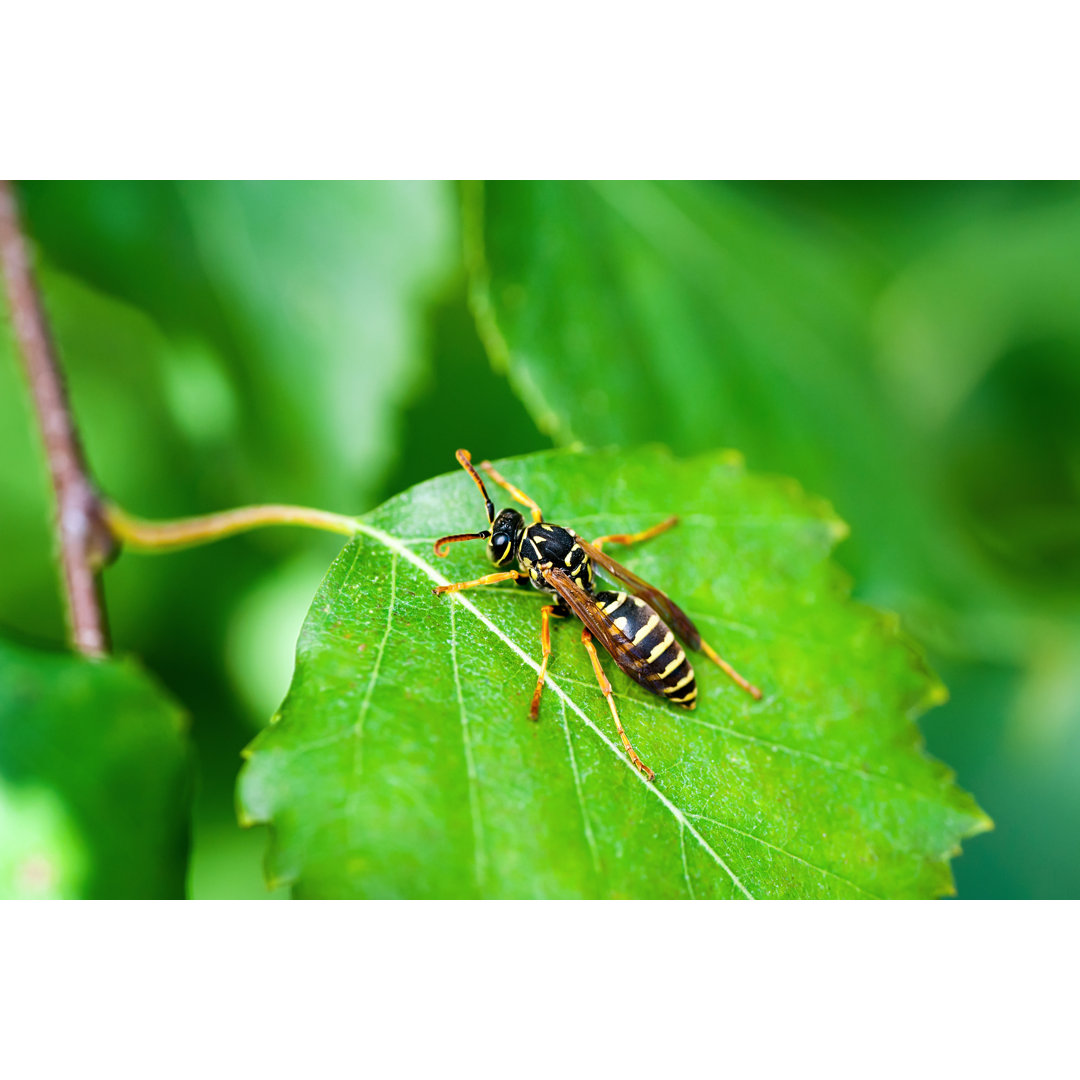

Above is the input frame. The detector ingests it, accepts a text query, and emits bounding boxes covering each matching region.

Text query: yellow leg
[590,515,679,552]
[432,570,522,596]
[529,605,563,720]
[700,639,762,700]
[479,460,543,523]
[581,627,655,782]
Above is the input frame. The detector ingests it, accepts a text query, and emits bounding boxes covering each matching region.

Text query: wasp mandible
[432,449,761,782]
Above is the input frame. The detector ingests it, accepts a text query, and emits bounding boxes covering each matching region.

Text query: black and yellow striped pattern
[595,590,698,708]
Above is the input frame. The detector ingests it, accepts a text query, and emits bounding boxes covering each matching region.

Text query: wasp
[432,450,761,782]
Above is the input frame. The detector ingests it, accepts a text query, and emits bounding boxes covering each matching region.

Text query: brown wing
[541,568,665,693]
[575,537,702,651]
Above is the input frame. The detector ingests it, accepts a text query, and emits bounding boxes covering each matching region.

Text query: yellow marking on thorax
[646,631,674,665]
[632,613,660,646]
[659,648,686,678]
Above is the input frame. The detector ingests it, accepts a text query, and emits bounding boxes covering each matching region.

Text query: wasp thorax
[487,508,524,565]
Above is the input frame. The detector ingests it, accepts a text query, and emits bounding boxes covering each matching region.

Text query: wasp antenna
[434,530,490,557]
[455,448,495,526]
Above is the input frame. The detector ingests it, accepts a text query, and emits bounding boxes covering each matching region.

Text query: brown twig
[0,180,114,657]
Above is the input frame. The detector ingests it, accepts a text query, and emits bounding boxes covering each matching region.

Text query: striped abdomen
[594,590,698,708]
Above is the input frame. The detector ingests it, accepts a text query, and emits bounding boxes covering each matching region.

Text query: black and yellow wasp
[432,450,761,781]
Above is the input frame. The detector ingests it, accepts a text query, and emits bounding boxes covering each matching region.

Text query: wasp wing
[541,567,665,693]
[575,537,701,650]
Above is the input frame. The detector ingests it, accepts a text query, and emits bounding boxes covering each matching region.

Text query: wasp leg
[699,639,762,700]
[529,605,566,720]
[580,627,655,782]
[432,570,522,596]
[590,515,679,552]
[478,460,543,524]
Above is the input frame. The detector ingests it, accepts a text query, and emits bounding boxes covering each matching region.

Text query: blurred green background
[1,181,1077,898]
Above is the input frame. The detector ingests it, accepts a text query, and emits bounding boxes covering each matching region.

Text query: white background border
[4,902,1076,1076]
[4,2,1078,177]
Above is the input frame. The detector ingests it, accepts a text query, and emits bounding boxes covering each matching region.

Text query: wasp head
[488,508,523,566]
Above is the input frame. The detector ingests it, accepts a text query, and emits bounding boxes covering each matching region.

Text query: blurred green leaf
[22,181,459,509]
[176,180,457,507]
[0,639,192,898]
[874,193,1080,602]
[238,448,988,898]
[464,180,933,595]
[466,181,881,448]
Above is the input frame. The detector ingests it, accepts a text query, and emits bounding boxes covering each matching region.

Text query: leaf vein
[681,713,939,804]
[450,601,487,889]
[679,822,696,900]
[559,696,600,875]
[555,673,943,806]
[685,811,882,899]
[352,550,398,778]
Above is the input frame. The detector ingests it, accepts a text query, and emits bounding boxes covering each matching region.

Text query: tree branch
[0,180,114,657]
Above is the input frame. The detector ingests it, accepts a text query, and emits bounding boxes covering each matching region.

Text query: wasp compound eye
[488,532,512,565]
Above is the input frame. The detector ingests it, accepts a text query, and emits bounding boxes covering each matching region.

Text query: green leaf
[0,639,193,898]
[238,448,990,898]
[175,180,458,507]
[20,181,458,510]
[466,181,880,451]
[464,180,948,600]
